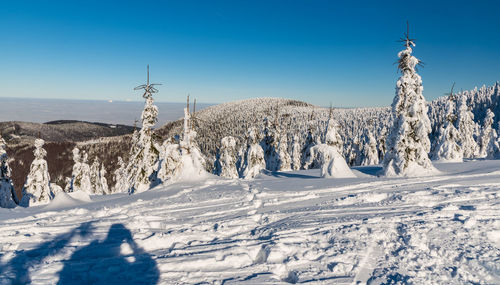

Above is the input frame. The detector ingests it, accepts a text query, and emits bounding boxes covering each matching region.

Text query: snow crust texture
[0,160,498,284]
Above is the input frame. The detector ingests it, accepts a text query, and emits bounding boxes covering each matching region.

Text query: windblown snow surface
[0,160,499,284]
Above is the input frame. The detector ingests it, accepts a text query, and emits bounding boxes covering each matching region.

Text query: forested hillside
[2,82,499,196]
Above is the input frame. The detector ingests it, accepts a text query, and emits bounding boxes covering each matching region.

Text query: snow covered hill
[156,98,391,169]
[1,160,498,284]
[156,81,499,170]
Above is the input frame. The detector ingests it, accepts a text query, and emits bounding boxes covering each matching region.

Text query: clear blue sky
[1,0,499,107]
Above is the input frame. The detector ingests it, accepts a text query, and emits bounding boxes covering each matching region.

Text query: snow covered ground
[0,160,499,284]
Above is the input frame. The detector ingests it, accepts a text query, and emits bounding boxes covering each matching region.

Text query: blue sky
[0,0,499,107]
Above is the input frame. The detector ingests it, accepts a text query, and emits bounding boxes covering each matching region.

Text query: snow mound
[383,161,441,177]
[44,191,92,210]
[326,150,356,178]
[69,190,92,202]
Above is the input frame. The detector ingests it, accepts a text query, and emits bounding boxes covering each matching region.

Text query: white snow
[0,160,498,284]
[44,191,92,210]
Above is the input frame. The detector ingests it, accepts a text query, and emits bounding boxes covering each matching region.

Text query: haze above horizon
[1,0,499,107]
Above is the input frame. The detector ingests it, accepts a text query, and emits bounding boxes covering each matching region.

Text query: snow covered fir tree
[214,136,239,179]
[19,139,53,207]
[383,27,436,176]
[260,116,280,172]
[306,109,354,178]
[431,91,463,162]
[361,130,379,166]
[113,156,128,193]
[291,134,302,170]
[241,127,266,179]
[478,109,500,158]
[301,129,317,170]
[126,66,161,193]
[176,104,208,180]
[69,147,92,193]
[455,93,479,158]
[0,135,17,208]
[90,157,109,195]
[157,137,181,183]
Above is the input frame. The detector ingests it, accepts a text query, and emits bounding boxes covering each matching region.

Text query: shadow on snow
[0,222,159,284]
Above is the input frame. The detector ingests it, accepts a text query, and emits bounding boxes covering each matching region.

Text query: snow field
[0,160,498,284]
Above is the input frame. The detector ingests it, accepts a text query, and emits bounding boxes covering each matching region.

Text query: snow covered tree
[128,128,140,163]
[90,157,102,194]
[20,139,53,206]
[90,157,109,195]
[100,164,109,195]
[176,107,207,180]
[324,112,343,150]
[70,148,92,193]
[236,145,245,175]
[291,135,301,170]
[478,109,499,158]
[241,127,266,179]
[276,133,291,171]
[431,93,463,162]
[156,138,181,182]
[214,136,239,179]
[455,94,479,158]
[378,127,388,162]
[301,130,317,169]
[0,135,17,208]
[383,28,436,176]
[260,117,279,171]
[113,157,128,193]
[347,136,361,166]
[361,131,379,166]
[64,177,72,193]
[307,112,355,178]
[127,67,161,193]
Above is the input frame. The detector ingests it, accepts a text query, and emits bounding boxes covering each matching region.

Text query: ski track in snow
[0,161,499,284]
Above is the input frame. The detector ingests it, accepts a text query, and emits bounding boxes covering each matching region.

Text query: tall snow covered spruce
[241,127,266,179]
[306,111,355,178]
[301,129,317,170]
[20,139,53,207]
[113,157,128,193]
[214,136,239,179]
[176,106,207,180]
[455,94,479,158]
[90,157,109,195]
[127,66,161,193]
[0,135,17,208]
[260,117,280,172]
[276,133,292,171]
[291,134,302,170]
[431,93,463,162]
[100,164,109,194]
[361,131,379,166]
[383,27,436,176]
[156,138,182,183]
[70,148,92,193]
[478,109,500,158]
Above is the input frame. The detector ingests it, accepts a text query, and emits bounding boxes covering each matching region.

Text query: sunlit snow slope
[0,160,499,284]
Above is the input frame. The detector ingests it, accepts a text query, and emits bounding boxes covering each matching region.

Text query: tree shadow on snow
[263,170,320,179]
[0,222,159,285]
[352,165,382,176]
